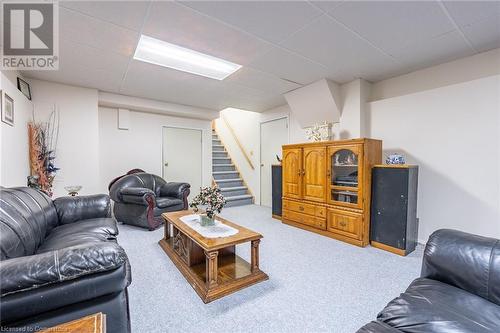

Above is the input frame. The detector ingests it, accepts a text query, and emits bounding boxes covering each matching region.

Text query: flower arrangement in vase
[189,186,227,226]
[27,109,60,197]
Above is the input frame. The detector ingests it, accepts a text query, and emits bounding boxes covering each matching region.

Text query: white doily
[179,214,239,238]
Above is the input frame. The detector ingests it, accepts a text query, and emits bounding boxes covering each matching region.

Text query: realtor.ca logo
[1,1,59,70]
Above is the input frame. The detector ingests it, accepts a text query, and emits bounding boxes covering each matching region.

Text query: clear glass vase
[200,214,216,226]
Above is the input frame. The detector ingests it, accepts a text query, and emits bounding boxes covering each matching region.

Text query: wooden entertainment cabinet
[281,139,382,247]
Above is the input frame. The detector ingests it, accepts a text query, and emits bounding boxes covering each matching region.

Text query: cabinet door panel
[282,148,302,199]
[327,145,363,209]
[327,208,363,240]
[303,147,327,202]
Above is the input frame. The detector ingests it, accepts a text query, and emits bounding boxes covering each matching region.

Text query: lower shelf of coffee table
[159,238,268,303]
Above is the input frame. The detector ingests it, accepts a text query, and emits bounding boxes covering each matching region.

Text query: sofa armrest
[119,187,155,206]
[54,194,111,225]
[421,229,500,305]
[160,182,190,200]
[0,242,128,297]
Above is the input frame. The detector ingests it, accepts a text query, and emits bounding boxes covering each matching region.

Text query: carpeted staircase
[212,130,253,207]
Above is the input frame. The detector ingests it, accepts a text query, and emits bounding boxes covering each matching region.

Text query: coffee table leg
[251,240,260,273]
[205,250,218,288]
[164,220,170,240]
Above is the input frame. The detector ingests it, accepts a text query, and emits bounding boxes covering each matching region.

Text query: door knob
[164,163,168,167]
[260,164,264,167]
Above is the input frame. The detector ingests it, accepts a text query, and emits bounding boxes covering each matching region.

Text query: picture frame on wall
[17,77,31,100]
[2,92,14,126]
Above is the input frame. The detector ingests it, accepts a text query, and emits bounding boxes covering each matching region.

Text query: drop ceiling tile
[248,46,328,85]
[142,2,272,66]
[443,1,500,27]
[180,1,323,44]
[309,1,345,13]
[226,67,301,95]
[60,1,150,31]
[328,1,455,56]
[24,65,123,94]
[59,7,140,57]
[462,15,500,52]
[281,15,394,81]
[58,39,130,74]
[391,31,475,74]
[120,60,223,109]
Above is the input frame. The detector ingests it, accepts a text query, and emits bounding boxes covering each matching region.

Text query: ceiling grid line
[308,1,399,64]
[437,1,479,54]
[174,1,331,71]
[118,1,153,93]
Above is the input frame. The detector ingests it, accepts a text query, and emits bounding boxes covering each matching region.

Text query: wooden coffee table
[40,313,105,333]
[159,210,269,303]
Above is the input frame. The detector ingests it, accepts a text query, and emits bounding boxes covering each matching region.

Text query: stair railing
[220,114,255,170]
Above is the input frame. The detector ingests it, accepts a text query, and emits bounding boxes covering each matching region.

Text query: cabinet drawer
[283,199,316,216]
[283,209,326,230]
[327,208,362,239]
[315,206,326,218]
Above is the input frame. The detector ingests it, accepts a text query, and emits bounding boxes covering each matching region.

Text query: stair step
[212,145,225,151]
[213,151,228,157]
[213,164,235,172]
[220,186,247,191]
[220,186,248,196]
[213,171,240,180]
[213,157,232,165]
[226,194,252,201]
[215,178,244,188]
[216,178,242,183]
[224,194,253,207]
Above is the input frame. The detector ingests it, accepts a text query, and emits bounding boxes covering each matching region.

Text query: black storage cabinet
[370,165,418,255]
[271,164,282,218]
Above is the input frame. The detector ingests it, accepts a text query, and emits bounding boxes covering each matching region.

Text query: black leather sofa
[109,172,190,230]
[0,187,132,332]
[358,229,500,333]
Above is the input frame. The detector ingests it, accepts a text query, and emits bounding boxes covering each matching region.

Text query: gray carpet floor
[117,205,423,333]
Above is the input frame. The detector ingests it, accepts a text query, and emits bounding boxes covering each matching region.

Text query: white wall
[371,48,500,101]
[368,75,500,242]
[0,71,33,187]
[215,108,261,201]
[99,107,212,194]
[28,79,100,197]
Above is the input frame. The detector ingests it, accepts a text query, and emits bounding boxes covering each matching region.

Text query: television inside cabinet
[281,139,382,247]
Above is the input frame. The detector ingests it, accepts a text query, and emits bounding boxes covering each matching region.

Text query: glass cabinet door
[328,146,362,208]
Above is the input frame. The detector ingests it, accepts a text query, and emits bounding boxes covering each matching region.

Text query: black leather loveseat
[358,229,500,333]
[109,172,190,230]
[0,187,131,332]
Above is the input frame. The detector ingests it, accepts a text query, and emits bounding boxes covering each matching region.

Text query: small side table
[40,313,105,333]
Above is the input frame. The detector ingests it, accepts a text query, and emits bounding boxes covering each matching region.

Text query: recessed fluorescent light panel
[134,35,242,80]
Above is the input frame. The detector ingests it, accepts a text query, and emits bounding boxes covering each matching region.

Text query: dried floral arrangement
[189,186,227,219]
[306,121,333,142]
[28,110,60,197]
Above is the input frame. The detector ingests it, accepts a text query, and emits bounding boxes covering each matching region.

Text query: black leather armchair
[358,229,500,333]
[109,172,190,230]
[0,187,131,333]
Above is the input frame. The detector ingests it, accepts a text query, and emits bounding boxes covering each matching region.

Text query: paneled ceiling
[22,1,500,112]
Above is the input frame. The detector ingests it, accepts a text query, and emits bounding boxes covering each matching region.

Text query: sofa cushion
[0,187,59,260]
[156,197,183,208]
[357,321,402,333]
[377,278,500,333]
[53,194,111,225]
[0,244,130,323]
[37,218,118,253]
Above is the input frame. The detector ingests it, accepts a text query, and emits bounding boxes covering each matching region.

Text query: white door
[260,118,288,207]
[162,127,202,198]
